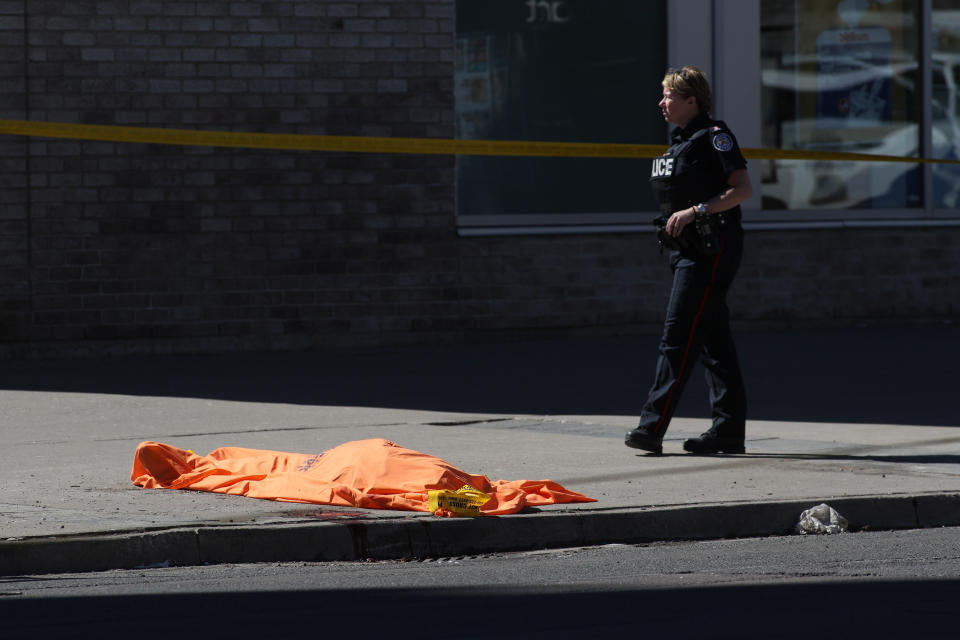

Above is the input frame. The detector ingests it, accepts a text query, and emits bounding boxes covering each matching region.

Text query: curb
[3,492,959,577]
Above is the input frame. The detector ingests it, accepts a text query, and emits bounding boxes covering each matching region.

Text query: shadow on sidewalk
[626,452,960,465]
[0,327,956,427]
[735,452,960,465]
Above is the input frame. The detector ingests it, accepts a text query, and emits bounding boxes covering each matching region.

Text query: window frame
[456,0,959,237]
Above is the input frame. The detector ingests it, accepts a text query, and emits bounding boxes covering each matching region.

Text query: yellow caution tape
[2,119,959,164]
[739,147,960,164]
[428,485,491,517]
[0,119,660,158]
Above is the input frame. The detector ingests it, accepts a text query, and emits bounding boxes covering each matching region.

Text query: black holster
[653,213,721,256]
[692,212,720,255]
[653,217,687,253]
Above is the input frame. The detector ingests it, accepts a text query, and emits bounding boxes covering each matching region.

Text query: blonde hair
[662,65,712,115]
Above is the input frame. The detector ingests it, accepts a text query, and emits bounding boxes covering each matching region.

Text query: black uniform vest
[649,124,740,225]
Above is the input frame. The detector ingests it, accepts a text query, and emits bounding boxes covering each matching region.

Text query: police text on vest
[651,157,674,177]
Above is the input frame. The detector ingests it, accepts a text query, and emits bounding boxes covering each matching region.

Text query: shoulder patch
[712,133,734,152]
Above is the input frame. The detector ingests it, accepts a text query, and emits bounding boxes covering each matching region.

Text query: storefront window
[932,0,960,208]
[760,0,922,211]
[455,1,667,220]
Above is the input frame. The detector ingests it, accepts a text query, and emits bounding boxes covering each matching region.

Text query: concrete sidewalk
[1,327,958,575]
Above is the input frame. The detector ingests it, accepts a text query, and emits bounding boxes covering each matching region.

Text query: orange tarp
[131,438,596,516]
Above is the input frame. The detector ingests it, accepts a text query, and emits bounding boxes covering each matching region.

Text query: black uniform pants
[639,222,747,439]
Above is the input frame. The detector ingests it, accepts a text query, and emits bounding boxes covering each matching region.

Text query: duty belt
[653,208,741,255]
[713,209,741,225]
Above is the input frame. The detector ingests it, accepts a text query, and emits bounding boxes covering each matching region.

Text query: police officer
[625,66,753,455]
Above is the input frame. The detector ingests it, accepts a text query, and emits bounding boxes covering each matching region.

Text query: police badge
[712,133,734,152]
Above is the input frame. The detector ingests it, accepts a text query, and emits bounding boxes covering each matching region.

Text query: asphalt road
[3,527,958,638]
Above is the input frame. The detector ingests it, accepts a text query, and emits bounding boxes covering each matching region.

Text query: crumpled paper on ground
[795,503,849,534]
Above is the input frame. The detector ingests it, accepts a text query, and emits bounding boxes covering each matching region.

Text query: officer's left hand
[666,207,695,237]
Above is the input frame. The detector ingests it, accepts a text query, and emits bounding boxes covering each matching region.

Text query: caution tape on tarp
[428,485,492,517]
[2,118,959,164]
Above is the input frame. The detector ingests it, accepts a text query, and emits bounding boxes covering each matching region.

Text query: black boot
[683,431,745,455]
[624,427,663,454]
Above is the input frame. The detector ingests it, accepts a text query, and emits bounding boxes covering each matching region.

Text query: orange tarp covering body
[131,438,596,516]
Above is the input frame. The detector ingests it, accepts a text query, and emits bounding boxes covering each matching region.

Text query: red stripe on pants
[653,238,725,435]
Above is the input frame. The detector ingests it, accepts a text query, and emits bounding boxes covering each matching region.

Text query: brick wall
[0,1,956,357]
[0,1,29,344]
[736,227,960,324]
[2,0,461,355]
[458,226,960,333]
